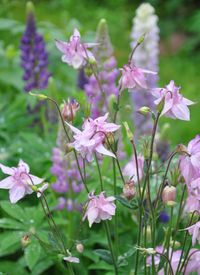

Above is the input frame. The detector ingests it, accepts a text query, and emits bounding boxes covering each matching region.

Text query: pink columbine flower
[0,160,43,203]
[185,221,200,246]
[185,249,200,274]
[83,191,116,227]
[55,28,97,69]
[119,64,157,91]
[123,155,144,182]
[66,113,120,162]
[180,135,200,184]
[152,80,194,120]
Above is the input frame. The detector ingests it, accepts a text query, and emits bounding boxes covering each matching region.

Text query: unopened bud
[123,180,135,200]
[162,186,176,205]
[137,33,145,45]
[88,56,96,65]
[29,92,47,100]
[31,185,38,192]
[124,105,132,112]
[143,225,151,242]
[104,132,115,149]
[123,121,134,141]
[76,243,84,253]
[61,99,79,122]
[138,106,151,116]
[21,234,31,247]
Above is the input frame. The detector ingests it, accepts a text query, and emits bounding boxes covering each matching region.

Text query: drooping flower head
[123,155,144,182]
[152,80,194,121]
[179,135,200,184]
[130,3,159,136]
[55,29,97,69]
[84,19,119,118]
[20,3,51,92]
[66,113,120,162]
[0,160,43,203]
[119,64,156,91]
[83,191,116,227]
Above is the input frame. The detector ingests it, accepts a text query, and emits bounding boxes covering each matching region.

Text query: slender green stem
[113,158,119,257]
[95,153,104,191]
[104,221,118,275]
[165,206,174,274]
[170,185,186,262]
[156,252,174,275]
[134,212,142,275]
[113,93,121,123]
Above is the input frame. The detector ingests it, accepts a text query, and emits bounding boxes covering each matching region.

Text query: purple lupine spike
[84,19,119,118]
[51,112,84,212]
[130,3,159,137]
[20,6,51,92]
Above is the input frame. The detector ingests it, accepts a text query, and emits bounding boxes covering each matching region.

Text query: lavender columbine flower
[84,19,119,118]
[20,6,51,92]
[130,3,159,137]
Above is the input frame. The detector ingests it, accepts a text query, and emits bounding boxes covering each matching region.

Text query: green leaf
[0,218,24,229]
[89,261,114,270]
[115,196,136,209]
[94,249,113,264]
[0,231,23,257]
[24,239,41,270]
[0,260,28,275]
[0,201,27,222]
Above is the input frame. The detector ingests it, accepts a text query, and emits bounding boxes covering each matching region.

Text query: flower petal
[0,164,14,175]
[0,176,15,189]
[9,185,26,204]
[95,144,116,158]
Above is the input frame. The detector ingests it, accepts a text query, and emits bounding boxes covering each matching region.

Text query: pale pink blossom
[37,183,49,198]
[184,194,200,213]
[55,28,97,69]
[119,64,157,91]
[180,135,200,184]
[66,113,120,162]
[63,256,80,263]
[186,221,200,246]
[185,249,200,274]
[152,80,194,121]
[83,191,116,227]
[158,249,182,274]
[146,246,164,267]
[0,160,43,203]
[123,155,144,182]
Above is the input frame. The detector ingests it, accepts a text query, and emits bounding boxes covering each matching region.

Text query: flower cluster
[130,3,159,136]
[66,113,120,162]
[20,11,51,92]
[84,19,119,118]
[51,148,83,212]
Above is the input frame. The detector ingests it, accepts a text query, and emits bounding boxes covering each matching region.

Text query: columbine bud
[123,180,135,200]
[123,121,134,141]
[138,106,151,116]
[61,99,79,122]
[162,186,176,206]
[76,243,84,253]
[21,234,31,247]
[29,92,47,100]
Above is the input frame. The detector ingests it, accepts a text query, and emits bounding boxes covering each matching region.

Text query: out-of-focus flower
[66,113,120,162]
[130,3,159,137]
[0,160,43,203]
[123,155,144,182]
[61,98,80,122]
[83,191,116,227]
[84,19,119,118]
[152,80,194,120]
[119,64,156,91]
[162,186,176,205]
[20,8,51,92]
[55,29,97,69]
[146,246,164,266]
[185,249,200,274]
[76,243,84,253]
[185,221,200,246]
[158,249,182,275]
[180,135,200,184]
[63,251,80,263]
[159,211,170,223]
